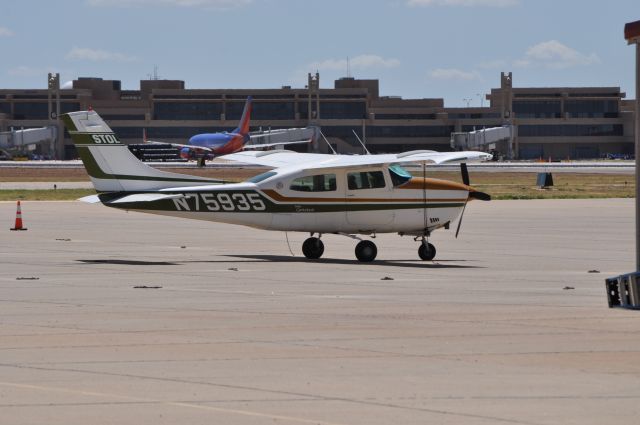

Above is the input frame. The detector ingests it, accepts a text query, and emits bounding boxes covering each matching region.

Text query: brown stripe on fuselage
[398,177,472,191]
[261,189,467,204]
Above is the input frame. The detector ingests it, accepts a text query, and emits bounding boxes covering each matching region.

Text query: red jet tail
[234,96,252,136]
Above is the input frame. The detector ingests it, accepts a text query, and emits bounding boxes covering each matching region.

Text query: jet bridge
[246,126,320,150]
[0,126,58,158]
[450,125,513,159]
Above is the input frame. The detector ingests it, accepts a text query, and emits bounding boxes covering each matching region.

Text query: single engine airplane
[63,110,492,262]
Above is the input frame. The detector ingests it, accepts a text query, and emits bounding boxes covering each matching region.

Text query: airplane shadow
[76,256,482,270]
[77,259,179,266]
[184,254,483,270]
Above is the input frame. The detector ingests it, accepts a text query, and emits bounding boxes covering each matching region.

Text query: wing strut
[422,161,428,234]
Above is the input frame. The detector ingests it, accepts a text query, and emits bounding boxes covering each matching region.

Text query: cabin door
[345,169,394,228]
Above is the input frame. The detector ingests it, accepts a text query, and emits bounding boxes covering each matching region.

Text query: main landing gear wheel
[418,242,436,261]
[355,240,377,262]
[302,237,324,259]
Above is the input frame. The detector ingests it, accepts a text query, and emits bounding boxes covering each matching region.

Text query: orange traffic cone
[10,201,27,231]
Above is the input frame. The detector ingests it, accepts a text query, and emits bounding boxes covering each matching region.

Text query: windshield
[247,171,277,184]
[388,164,412,186]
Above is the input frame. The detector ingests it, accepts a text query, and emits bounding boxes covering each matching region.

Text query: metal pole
[362,120,366,145]
[55,88,61,160]
[636,42,640,271]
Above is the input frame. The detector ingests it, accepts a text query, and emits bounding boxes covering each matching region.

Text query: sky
[0,0,637,106]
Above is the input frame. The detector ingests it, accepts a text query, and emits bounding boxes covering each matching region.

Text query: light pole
[625,20,640,271]
[463,98,472,107]
[606,20,640,309]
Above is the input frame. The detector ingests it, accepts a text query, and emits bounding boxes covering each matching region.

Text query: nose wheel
[418,241,436,261]
[355,240,377,262]
[302,237,324,259]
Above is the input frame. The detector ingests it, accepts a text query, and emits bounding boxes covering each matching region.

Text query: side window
[289,174,337,192]
[347,171,386,190]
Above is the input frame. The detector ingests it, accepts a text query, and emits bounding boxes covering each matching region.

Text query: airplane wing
[145,140,213,153]
[78,193,186,204]
[222,150,492,169]
[391,150,494,165]
[221,150,334,168]
[108,193,186,204]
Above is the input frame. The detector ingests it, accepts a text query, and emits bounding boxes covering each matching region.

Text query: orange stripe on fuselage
[261,189,467,204]
[398,177,472,191]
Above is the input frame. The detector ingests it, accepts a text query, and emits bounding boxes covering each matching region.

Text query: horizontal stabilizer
[108,193,185,204]
[78,194,102,203]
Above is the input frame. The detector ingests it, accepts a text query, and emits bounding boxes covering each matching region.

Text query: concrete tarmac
[1,199,639,425]
[0,182,94,190]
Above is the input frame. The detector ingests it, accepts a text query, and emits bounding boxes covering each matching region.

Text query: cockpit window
[247,171,277,183]
[289,174,337,192]
[347,171,386,190]
[388,164,412,186]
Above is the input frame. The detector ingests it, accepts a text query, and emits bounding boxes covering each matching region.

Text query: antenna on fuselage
[352,129,370,155]
[319,130,337,155]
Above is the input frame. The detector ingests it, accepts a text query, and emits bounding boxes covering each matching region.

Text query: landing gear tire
[355,240,377,262]
[418,242,436,261]
[302,237,324,259]
[197,157,206,167]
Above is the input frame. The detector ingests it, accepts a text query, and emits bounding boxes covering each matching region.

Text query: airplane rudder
[239,97,252,134]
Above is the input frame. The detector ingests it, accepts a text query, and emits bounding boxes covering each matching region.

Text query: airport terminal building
[0,72,635,160]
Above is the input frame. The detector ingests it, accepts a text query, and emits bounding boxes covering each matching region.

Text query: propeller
[469,191,491,201]
[455,163,491,238]
[461,162,470,185]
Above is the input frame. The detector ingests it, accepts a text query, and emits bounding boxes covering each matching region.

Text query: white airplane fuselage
[114,166,471,236]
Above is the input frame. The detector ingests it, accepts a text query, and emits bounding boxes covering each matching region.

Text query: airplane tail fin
[233,96,252,136]
[62,111,223,193]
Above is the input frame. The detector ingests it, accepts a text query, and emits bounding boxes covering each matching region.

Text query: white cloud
[0,26,14,37]
[86,0,250,8]
[515,40,600,69]
[408,0,518,7]
[308,54,400,72]
[66,47,136,62]
[428,68,480,81]
[7,65,57,77]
